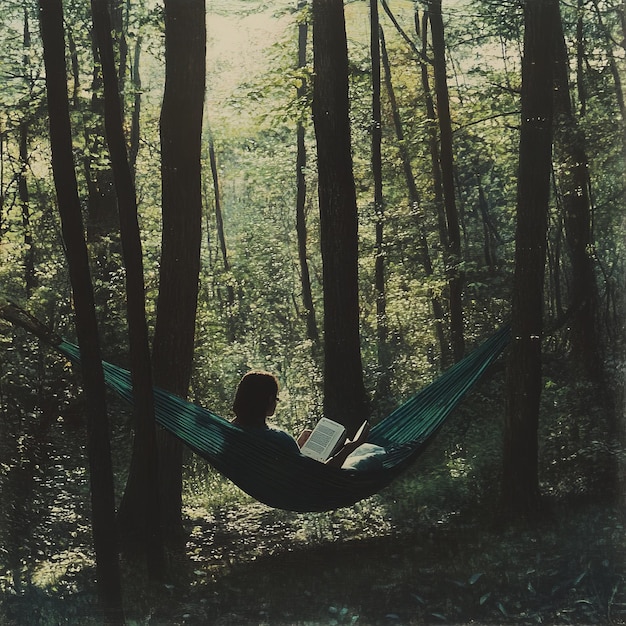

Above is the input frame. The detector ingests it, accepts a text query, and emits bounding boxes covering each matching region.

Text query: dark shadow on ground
[143,499,625,626]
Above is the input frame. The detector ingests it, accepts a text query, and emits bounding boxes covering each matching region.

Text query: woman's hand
[325,421,370,467]
[296,429,313,447]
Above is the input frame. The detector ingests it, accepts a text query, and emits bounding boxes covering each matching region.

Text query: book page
[300,417,346,462]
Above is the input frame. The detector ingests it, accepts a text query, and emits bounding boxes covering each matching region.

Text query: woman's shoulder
[263,426,301,453]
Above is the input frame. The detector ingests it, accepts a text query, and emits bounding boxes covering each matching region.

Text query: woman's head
[233,370,279,425]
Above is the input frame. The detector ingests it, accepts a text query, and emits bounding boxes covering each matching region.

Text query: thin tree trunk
[91,0,164,576]
[152,0,206,539]
[576,0,586,117]
[19,123,36,297]
[312,0,367,435]
[208,133,236,340]
[428,0,465,362]
[371,0,390,398]
[38,0,124,619]
[66,23,80,107]
[19,12,36,297]
[129,36,142,175]
[419,10,448,257]
[109,0,127,99]
[85,23,120,244]
[553,7,602,379]
[553,2,618,495]
[477,177,496,271]
[590,0,625,122]
[81,23,121,349]
[0,120,4,226]
[295,0,319,345]
[502,0,558,515]
[380,25,448,365]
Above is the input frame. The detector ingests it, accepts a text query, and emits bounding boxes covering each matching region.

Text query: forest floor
[1,491,624,625]
[134,496,624,626]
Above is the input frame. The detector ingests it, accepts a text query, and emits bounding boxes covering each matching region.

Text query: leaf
[430,613,447,621]
[497,602,508,616]
[468,572,483,585]
[479,592,491,605]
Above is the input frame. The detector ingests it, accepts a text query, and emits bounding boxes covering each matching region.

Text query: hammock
[0,301,509,512]
[54,325,510,512]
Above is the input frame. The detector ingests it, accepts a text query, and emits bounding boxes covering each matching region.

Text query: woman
[232,370,374,467]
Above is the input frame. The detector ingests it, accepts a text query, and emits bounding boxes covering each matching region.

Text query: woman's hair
[232,370,278,423]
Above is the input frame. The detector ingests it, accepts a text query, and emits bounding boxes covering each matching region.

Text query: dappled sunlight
[0,0,623,620]
[446,445,473,480]
[30,548,95,593]
[184,496,396,569]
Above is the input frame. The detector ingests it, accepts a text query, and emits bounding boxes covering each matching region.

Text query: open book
[300,418,368,462]
[300,417,347,462]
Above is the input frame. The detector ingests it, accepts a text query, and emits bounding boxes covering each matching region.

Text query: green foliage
[0,0,624,621]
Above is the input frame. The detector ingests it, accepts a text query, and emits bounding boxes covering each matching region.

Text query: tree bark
[129,35,142,176]
[19,122,36,298]
[295,1,319,345]
[418,9,448,260]
[379,25,448,366]
[371,0,390,398]
[553,7,602,379]
[152,0,206,538]
[208,133,236,340]
[19,13,36,297]
[428,0,465,362]
[91,0,164,576]
[38,0,124,619]
[84,22,120,243]
[502,0,558,515]
[477,177,496,271]
[590,0,625,123]
[312,0,367,435]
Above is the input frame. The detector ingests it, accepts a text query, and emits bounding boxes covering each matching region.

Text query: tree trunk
[312,0,367,435]
[502,0,558,515]
[371,0,390,398]
[109,0,127,98]
[418,9,449,259]
[553,8,602,379]
[81,18,121,350]
[208,133,236,340]
[380,25,448,366]
[428,0,465,362]
[295,1,319,345]
[19,13,36,297]
[129,35,142,176]
[576,0,586,117]
[590,0,625,123]
[152,0,206,539]
[477,177,496,271]
[19,123,36,297]
[38,0,124,619]
[91,0,164,576]
[85,23,120,243]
